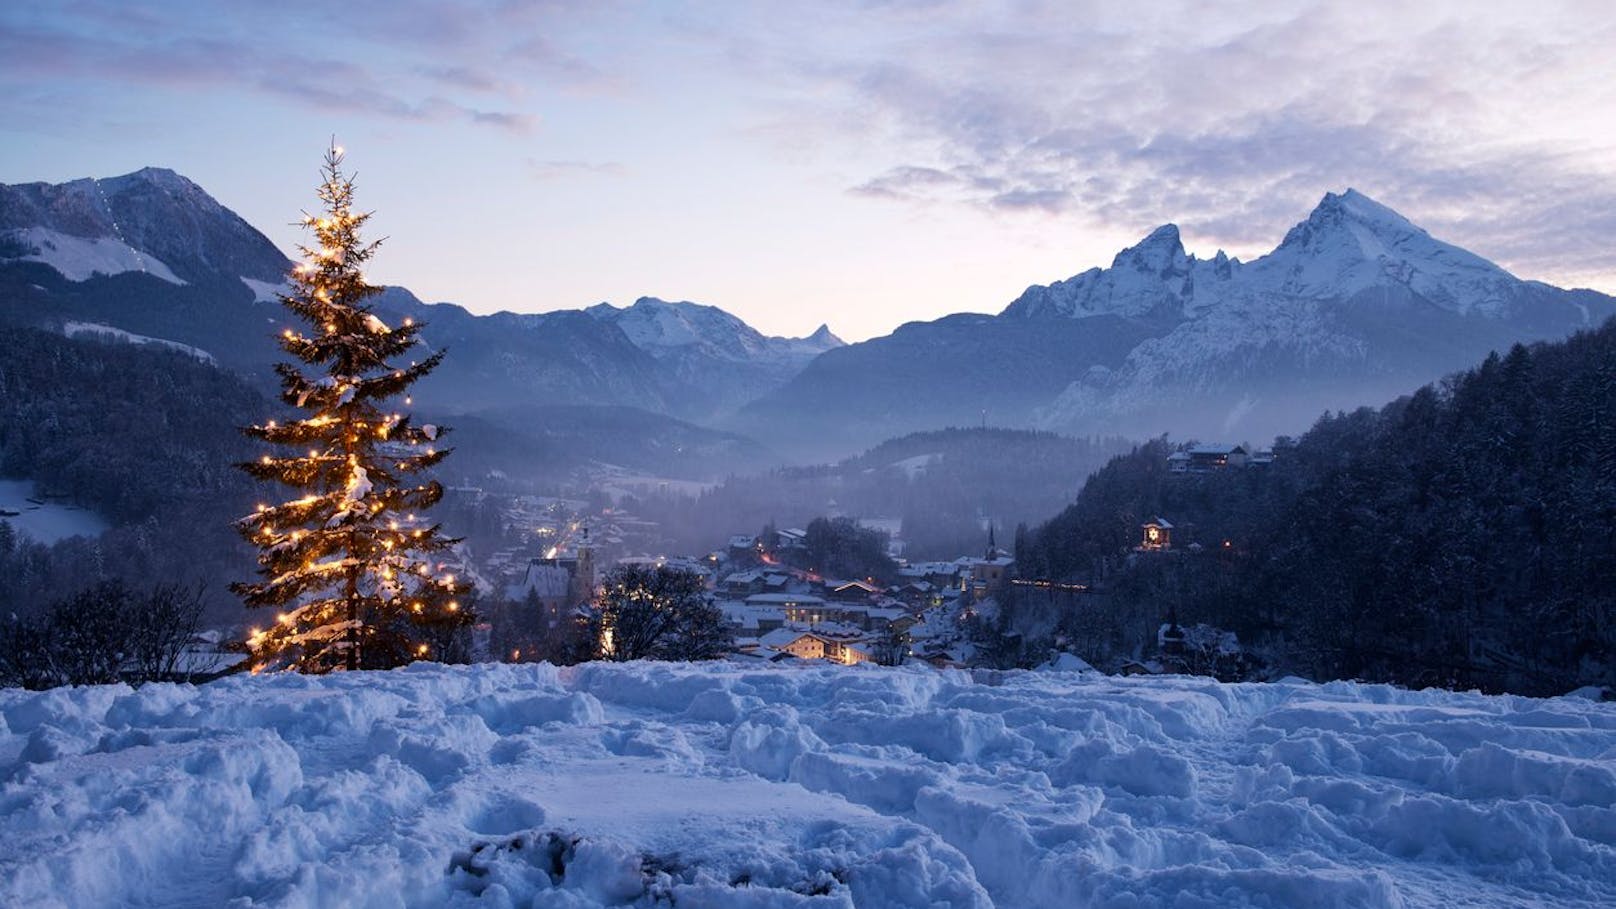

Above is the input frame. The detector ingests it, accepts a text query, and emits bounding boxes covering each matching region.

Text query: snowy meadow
[2,662,1614,908]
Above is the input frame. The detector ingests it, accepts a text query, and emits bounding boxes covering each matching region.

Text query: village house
[746,592,833,625]
[828,580,881,602]
[1140,517,1173,552]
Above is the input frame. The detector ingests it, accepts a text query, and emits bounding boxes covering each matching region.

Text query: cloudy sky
[3,1,1614,341]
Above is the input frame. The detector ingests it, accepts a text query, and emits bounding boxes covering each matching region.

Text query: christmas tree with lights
[234,144,471,672]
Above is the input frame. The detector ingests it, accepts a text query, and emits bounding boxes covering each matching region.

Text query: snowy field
[2,663,1613,908]
[0,479,110,544]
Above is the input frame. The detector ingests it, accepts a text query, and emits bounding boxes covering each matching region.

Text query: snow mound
[2,663,1614,908]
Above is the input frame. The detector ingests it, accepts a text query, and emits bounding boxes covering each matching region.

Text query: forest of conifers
[1014,321,1616,695]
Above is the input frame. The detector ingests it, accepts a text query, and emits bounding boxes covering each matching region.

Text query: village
[490,512,1011,668]
[460,442,1277,671]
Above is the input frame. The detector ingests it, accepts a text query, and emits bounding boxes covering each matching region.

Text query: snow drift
[2,662,1613,907]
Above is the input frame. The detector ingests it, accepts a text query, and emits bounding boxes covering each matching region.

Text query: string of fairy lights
[236,145,469,672]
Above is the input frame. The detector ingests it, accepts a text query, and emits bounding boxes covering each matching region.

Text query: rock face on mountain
[740,189,1614,451]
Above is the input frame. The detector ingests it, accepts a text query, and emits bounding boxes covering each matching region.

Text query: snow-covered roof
[745,593,826,607]
[507,562,571,600]
[757,626,817,648]
[832,580,880,594]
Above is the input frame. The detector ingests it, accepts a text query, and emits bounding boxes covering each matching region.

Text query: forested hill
[1017,319,1616,695]
[0,325,267,617]
[630,427,1133,559]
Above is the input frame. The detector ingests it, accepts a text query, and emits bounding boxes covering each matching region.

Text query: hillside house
[1140,517,1173,552]
[1168,444,1249,473]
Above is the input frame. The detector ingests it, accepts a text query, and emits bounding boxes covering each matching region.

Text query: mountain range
[2,169,1611,466]
[738,189,1613,452]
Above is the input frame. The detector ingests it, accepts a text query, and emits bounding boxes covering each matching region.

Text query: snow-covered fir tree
[234,145,471,672]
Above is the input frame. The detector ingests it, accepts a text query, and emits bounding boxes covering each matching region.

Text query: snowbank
[2,663,1613,907]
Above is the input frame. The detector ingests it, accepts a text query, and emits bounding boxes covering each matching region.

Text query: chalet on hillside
[1140,517,1173,552]
[1167,444,1249,473]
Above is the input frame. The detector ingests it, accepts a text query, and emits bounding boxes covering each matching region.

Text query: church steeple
[572,525,595,608]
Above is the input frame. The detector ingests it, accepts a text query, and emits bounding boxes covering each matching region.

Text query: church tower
[572,526,596,608]
[985,524,1008,561]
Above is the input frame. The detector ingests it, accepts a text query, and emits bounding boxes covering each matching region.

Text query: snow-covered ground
[63,321,216,363]
[0,480,110,544]
[2,662,1612,908]
[2,226,186,285]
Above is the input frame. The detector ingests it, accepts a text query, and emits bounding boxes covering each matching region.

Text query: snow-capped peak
[804,323,844,350]
[1111,223,1188,276]
[1248,188,1519,313]
[1003,223,1232,320]
[589,297,842,364]
[1005,189,1528,323]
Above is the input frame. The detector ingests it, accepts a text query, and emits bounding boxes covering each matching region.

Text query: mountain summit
[1246,189,1520,314]
[0,167,288,289]
[586,297,845,416]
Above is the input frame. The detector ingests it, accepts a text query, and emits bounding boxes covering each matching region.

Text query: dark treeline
[1015,321,1616,695]
[628,428,1133,558]
[0,326,269,621]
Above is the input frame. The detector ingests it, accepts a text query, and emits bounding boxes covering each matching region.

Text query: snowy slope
[1243,190,1523,314]
[0,479,109,544]
[0,226,186,284]
[0,168,290,287]
[63,321,216,362]
[3,662,1613,908]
